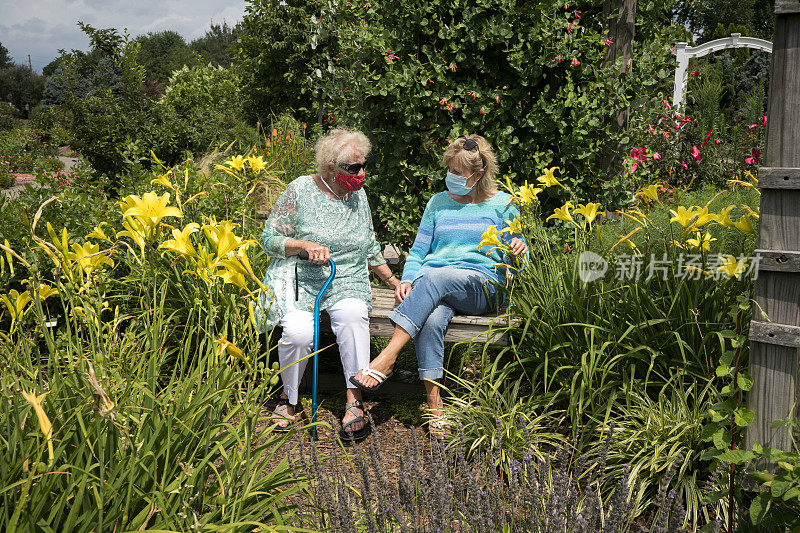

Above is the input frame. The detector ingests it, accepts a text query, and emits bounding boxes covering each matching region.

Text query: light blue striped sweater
[400,191,521,284]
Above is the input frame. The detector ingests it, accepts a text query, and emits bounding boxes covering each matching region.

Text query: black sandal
[339,400,369,441]
[270,398,297,433]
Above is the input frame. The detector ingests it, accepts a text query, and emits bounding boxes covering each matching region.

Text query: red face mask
[334,173,365,191]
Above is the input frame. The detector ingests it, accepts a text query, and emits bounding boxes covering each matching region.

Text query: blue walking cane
[297,250,336,439]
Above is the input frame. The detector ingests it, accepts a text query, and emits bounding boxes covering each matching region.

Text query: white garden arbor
[671,33,773,110]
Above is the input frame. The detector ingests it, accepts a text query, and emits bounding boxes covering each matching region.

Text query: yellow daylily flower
[574,203,603,227]
[669,206,696,228]
[248,156,266,173]
[740,205,759,220]
[203,221,254,259]
[215,334,251,370]
[218,248,266,291]
[691,206,716,227]
[159,223,201,258]
[151,172,175,189]
[686,232,716,252]
[505,216,524,236]
[638,185,659,203]
[517,183,542,205]
[477,225,508,251]
[35,283,58,301]
[69,242,115,276]
[733,214,756,234]
[227,155,245,171]
[21,390,54,464]
[713,205,736,228]
[1,289,32,325]
[119,192,182,239]
[536,166,561,188]
[717,254,748,279]
[117,217,148,256]
[546,201,574,223]
[727,179,754,189]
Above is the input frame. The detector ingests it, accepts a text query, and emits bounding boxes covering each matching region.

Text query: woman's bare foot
[270,395,296,429]
[352,350,398,389]
[342,388,365,433]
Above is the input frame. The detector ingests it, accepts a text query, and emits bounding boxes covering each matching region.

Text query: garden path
[2,154,78,198]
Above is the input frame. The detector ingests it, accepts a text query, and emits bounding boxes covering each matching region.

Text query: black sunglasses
[336,161,367,174]
[457,136,479,151]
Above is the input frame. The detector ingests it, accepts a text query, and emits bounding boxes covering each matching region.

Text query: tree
[135,30,198,86]
[236,0,335,124]
[0,66,45,112]
[675,0,775,42]
[0,42,13,70]
[190,22,242,67]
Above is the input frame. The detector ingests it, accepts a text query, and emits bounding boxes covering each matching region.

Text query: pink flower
[495,96,501,103]
[556,55,564,63]
[653,152,662,160]
[604,37,613,46]
[427,78,435,84]
[745,156,756,165]
[446,102,454,112]
[747,124,757,131]
[763,115,767,126]
[574,10,581,18]
[681,161,688,170]
[670,45,676,55]
[662,99,671,110]
[570,57,580,66]
[691,145,701,161]
[439,97,448,105]
[715,139,721,145]
[752,149,762,163]
[663,132,670,139]
[702,130,713,146]
[468,90,477,100]
[479,107,486,114]
[648,124,655,133]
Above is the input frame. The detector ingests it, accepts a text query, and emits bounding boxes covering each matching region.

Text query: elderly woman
[351,134,527,439]
[259,128,399,439]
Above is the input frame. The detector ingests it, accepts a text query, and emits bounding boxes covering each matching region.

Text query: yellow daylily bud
[151,172,175,189]
[611,226,642,251]
[215,334,251,370]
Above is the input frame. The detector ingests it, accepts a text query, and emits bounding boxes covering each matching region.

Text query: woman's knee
[328,299,369,330]
[280,319,314,348]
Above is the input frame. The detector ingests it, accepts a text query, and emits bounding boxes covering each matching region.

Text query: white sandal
[349,367,393,392]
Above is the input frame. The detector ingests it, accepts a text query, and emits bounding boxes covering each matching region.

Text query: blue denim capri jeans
[389,267,498,381]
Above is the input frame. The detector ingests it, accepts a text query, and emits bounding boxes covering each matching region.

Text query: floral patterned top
[257,175,386,331]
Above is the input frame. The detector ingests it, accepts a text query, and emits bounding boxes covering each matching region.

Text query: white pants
[277,298,370,405]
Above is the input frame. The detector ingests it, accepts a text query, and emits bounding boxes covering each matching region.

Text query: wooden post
[746,2,800,452]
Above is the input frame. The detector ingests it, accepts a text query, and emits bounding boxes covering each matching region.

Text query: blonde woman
[259,128,399,440]
[351,134,527,439]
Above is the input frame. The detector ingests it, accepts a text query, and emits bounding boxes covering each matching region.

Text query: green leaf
[750,493,770,524]
[716,449,756,464]
[737,372,754,391]
[783,486,800,501]
[734,408,755,427]
[771,479,793,498]
[715,365,730,377]
[713,428,731,449]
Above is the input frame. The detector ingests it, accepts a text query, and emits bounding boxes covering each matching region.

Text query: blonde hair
[315,128,371,178]
[442,134,498,195]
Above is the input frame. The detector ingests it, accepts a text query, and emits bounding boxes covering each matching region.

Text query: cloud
[0,0,246,72]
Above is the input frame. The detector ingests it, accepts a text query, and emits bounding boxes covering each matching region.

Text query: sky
[0,0,247,73]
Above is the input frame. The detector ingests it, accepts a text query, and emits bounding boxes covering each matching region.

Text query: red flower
[570,57,580,66]
[691,145,701,161]
[692,70,701,77]
[715,139,721,145]
[752,149,762,163]
[556,55,564,63]
[763,115,767,126]
[479,107,486,114]
[702,130,713,146]
[604,37,613,46]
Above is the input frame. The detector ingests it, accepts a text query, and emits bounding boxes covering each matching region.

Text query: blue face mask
[445,171,474,196]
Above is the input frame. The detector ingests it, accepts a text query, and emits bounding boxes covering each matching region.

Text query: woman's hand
[395,282,412,304]
[299,241,331,264]
[509,237,528,256]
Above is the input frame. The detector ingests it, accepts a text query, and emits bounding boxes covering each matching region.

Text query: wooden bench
[367,287,520,346]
